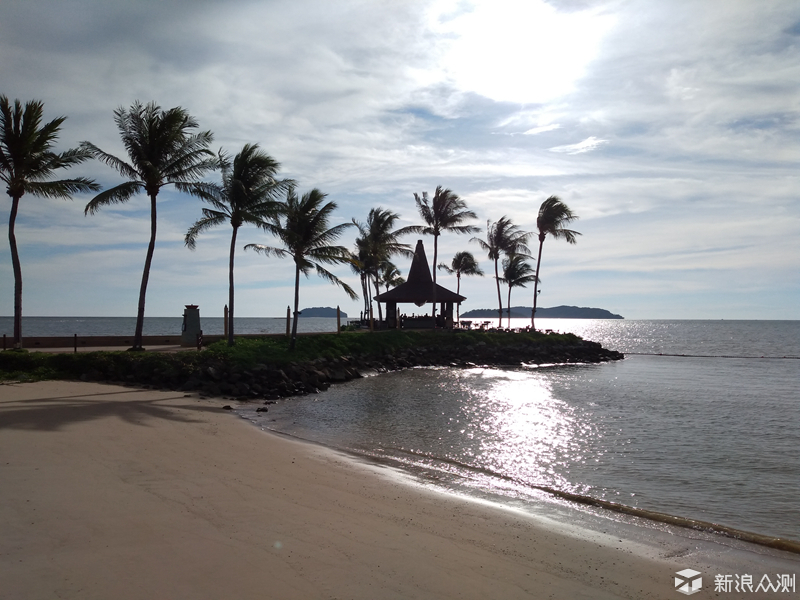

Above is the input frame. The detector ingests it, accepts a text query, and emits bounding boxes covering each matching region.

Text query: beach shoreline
[1,380,796,599]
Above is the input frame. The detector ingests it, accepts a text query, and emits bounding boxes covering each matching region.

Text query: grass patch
[0,329,585,383]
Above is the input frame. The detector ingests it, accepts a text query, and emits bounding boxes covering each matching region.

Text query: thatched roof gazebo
[374,240,465,329]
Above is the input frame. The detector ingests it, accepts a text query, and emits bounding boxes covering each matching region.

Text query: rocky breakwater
[145,338,623,402]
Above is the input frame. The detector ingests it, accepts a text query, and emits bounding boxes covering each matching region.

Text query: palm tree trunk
[8,195,23,348]
[531,235,545,330]
[373,274,383,324]
[133,193,158,350]
[494,258,503,325]
[227,226,238,346]
[367,278,374,330]
[507,285,513,329]
[456,273,461,323]
[290,262,301,350]
[431,234,438,325]
[360,272,369,319]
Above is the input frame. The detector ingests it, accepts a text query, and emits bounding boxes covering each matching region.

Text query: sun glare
[429,0,615,104]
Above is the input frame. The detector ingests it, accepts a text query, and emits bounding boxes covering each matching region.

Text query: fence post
[286,306,291,337]
[74,333,78,354]
[337,306,341,333]
[196,330,203,351]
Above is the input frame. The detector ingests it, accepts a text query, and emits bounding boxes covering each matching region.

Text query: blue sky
[1,0,798,320]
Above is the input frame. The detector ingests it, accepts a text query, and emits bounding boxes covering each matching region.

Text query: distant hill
[298,306,348,318]
[461,305,623,319]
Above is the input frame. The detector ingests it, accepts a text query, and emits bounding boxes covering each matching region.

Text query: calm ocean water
[236,319,800,545]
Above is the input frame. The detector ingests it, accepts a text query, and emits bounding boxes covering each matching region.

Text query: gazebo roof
[374,240,466,304]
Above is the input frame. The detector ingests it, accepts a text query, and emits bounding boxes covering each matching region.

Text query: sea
[244,318,798,550]
[4,316,800,554]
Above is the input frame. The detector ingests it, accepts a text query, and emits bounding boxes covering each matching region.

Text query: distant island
[298,306,348,318]
[461,305,624,319]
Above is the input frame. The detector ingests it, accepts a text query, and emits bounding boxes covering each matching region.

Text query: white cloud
[549,136,608,154]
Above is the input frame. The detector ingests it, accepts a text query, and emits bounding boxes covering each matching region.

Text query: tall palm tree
[83,101,215,350]
[245,188,357,350]
[414,186,479,322]
[471,217,531,324]
[437,251,483,323]
[531,196,580,330]
[352,207,416,325]
[1,97,99,348]
[413,186,479,283]
[500,254,537,328]
[185,144,294,346]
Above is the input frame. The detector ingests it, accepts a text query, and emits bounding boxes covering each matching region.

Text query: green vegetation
[0,330,584,384]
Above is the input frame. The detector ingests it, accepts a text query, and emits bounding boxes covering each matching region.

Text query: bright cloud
[427,0,616,104]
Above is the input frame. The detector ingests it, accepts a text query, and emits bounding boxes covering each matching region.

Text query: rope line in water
[626,352,799,360]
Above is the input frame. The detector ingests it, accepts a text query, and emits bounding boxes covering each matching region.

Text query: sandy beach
[0,380,794,599]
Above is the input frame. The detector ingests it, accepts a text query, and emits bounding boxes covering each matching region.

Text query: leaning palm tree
[471,217,531,324]
[500,254,537,329]
[531,196,580,330]
[414,186,479,322]
[185,144,294,346]
[352,207,417,325]
[437,251,483,323]
[1,97,99,348]
[83,101,215,350]
[245,188,357,350]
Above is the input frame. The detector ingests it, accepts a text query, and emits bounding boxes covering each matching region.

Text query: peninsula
[462,305,624,319]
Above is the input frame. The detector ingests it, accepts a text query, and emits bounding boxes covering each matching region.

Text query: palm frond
[244,243,289,259]
[185,210,228,249]
[25,177,100,199]
[80,141,139,181]
[313,264,359,300]
[84,181,143,214]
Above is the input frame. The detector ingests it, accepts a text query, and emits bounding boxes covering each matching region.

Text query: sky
[1,0,798,321]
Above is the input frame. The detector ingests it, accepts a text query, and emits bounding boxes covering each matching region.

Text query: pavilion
[374,240,465,329]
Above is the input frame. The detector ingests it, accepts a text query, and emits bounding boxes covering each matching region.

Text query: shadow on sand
[0,385,224,432]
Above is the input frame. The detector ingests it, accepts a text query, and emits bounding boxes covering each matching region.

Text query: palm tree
[378,261,405,292]
[82,101,215,350]
[1,97,99,348]
[437,251,483,323]
[352,207,416,325]
[245,188,357,350]
[500,254,537,328]
[531,196,580,330]
[471,217,531,324]
[414,186,479,322]
[185,144,294,346]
